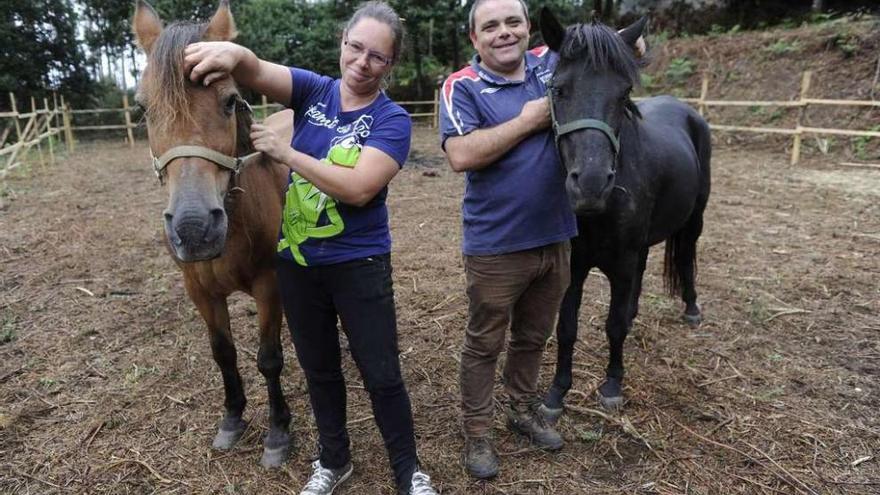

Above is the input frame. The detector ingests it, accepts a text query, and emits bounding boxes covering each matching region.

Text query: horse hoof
[683,312,702,328]
[212,425,246,450]
[260,444,290,468]
[538,403,564,425]
[598,393,623,411]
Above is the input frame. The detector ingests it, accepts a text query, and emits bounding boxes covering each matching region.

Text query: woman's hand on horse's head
[184,41,245,86]
[250,123,292,164]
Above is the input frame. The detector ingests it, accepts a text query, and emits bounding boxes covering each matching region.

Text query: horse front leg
[253,273,292,468]
[541,259,590,423]
[598,257,638,410]
[186,284,248,450]
[630,246,649,322]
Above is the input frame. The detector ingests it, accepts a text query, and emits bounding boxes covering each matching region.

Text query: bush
[665,58,695,84]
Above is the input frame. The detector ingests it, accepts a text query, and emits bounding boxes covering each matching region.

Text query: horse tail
[663,234,683,297]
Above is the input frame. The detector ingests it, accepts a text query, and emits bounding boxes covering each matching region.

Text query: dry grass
[0,125,877,494]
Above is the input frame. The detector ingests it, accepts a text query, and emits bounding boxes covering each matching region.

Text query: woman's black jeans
[277,254,418,491]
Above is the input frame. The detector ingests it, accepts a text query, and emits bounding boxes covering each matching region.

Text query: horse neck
[616,116,642,177]
[225,156,287,237]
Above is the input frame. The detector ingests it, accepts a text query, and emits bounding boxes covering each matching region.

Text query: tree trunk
[604,0,616,23]
[449,0,461,71]
[414,30,424,100]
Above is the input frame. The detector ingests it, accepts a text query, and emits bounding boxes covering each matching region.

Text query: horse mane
[145,22,205,135]
[235,107,256,156]
[145,21,255,155]
[559,21,646,88]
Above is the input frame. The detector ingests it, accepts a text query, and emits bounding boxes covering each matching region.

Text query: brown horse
[133,0,292,467]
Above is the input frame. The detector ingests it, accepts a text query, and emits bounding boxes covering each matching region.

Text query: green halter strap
[548,88,621,158]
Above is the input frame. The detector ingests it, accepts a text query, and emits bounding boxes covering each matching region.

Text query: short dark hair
[345,1,405,63]
[468,0,530,33]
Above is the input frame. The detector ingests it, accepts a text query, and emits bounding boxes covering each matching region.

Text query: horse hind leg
[667,207,705,328]
[187,288,249,450]
[253,274,292,468]
[540,261,590,424]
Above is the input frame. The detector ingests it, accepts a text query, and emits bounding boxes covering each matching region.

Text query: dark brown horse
[133,0,292,467]
[539,9,711,419]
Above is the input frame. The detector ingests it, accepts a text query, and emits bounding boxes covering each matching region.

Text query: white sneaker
[407,469,438,495]
[299,460,353,495]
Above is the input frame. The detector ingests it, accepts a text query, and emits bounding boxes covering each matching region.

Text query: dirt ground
[1,124,878,494]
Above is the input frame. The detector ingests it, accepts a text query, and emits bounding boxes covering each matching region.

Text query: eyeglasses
[343,38,393,67]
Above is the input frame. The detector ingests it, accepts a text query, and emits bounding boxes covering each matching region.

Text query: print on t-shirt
[278,110,375,266]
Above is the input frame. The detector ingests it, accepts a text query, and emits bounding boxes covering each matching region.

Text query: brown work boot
[505,403,564,451]
[463,436,499,479]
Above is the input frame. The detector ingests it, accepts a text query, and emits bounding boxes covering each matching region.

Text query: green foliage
[0,315,15,345]
[707,23,740,37]
[828,29,861,58]
[237,0,342,79]
[809,12,835,24]
[640,73,658,90]
[0,0,93,109]
[852,125,880,160]
[779,18,799,29]
[575,427,602,443]
[665,57,695,84]
[648,30,670,45]
[763,39,801,55]
[125,364,157,385]
[395,56,446,91]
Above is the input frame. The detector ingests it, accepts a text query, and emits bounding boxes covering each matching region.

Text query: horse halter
[547,87,621,165]
[149,98,261,186]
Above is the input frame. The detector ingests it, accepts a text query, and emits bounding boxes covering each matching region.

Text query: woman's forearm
[278,148,391,207]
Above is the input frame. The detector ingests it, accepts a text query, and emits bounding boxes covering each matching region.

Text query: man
[439,0,576,480]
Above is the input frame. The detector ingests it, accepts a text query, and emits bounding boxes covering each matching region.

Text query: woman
[184,3,437,494]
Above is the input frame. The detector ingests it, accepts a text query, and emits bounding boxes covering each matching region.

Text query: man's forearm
[445,114,537,172]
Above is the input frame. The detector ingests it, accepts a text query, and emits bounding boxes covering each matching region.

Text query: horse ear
[540,7,565,52]
[133,0,163,55]
[618,16,648,57]
[204,0,238,41]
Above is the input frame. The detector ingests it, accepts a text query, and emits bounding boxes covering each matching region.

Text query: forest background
[3,0,878,113]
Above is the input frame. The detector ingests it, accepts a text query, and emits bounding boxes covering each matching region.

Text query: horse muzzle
[566,168,615,215]
[164,207,228,262]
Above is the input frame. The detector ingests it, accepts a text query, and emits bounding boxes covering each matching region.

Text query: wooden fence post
[261,94,268,120]
[122,93,135,148]
[791,70,812,165]
[31,97,45,168]
[9,93,22,154]
[53,92,61,138]
[432,87,440,129]
[61,96,75,152]
[698,72,709,117]
[44,98,55,165]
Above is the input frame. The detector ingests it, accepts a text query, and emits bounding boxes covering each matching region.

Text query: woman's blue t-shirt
[277,67,411,266]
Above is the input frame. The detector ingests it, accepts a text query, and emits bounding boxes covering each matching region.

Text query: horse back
[626,96,711,244]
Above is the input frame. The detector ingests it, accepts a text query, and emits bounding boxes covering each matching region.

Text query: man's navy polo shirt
[440,47,577,256]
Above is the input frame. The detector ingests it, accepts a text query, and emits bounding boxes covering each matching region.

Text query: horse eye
[224,95,238,115]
